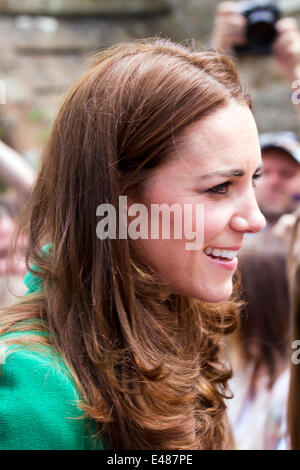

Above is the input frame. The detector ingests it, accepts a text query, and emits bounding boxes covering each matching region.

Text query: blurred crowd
[1,0,300,451]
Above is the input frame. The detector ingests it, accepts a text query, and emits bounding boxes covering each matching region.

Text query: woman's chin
[191,281,233,303]
[170,277,234,303]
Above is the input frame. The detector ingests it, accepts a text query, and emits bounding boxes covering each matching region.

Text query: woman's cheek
[202,204,228,244]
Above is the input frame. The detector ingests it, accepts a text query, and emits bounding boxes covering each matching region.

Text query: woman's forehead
[164,109,260,172]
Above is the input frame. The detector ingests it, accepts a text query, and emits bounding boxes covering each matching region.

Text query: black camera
[235,1,281,55]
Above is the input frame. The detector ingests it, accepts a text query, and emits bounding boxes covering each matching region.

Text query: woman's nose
[230,195,266,234]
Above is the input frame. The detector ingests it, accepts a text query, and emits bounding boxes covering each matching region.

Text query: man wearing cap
[256,132,300,227]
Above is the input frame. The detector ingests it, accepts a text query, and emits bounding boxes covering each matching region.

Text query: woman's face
[132,101,266,303]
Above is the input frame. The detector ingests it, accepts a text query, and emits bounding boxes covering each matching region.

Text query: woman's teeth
[204,247,238,260]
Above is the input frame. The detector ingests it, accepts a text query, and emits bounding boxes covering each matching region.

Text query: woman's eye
[206,173,263,195]
[206,181,233,195]
[252,172,263,188]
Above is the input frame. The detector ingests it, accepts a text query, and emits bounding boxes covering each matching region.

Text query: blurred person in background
[256,132,300,228]
[0,141,35,308]
[0,198,27,307]
[211,2,300,228]
[211,1,300,90]
[227,232,291,449]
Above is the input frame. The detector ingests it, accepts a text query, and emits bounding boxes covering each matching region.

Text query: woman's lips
[204,252,238,271]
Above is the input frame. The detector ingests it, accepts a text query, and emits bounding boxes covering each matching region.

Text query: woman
[0,38,265,450]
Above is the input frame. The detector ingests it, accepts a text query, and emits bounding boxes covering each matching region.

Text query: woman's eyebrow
[199,164,263,180]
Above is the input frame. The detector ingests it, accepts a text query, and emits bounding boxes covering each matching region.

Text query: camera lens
[248,10,277,47]
[234,2,281,55]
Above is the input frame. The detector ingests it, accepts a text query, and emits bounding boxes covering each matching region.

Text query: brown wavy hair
[1,38,251,450]
[287,208,300,449]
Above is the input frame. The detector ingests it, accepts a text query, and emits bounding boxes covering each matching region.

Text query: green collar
[24,243,53,294]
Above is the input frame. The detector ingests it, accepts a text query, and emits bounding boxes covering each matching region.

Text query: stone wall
[0,0,170,16]
[0,0,299,166]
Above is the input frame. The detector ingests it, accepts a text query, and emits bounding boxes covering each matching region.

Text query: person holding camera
[212,2,300,229]
[211,1,300,113]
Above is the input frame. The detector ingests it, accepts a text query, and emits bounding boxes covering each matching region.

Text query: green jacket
[0,254,103,450]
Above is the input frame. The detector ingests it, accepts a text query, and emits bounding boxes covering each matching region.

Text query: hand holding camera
[211,2,248,54]
[273,17,300,82]
[212,1,300,83]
